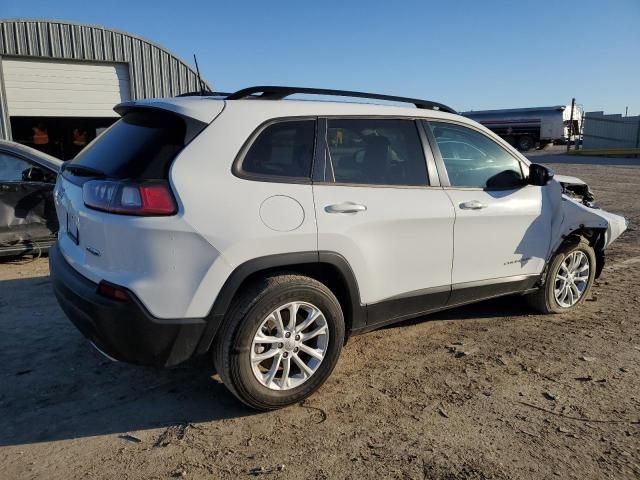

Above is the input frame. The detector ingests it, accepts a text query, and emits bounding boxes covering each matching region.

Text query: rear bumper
[49,243,206,367]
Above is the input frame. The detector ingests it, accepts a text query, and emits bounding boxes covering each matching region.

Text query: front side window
[0,153,32,182]
[429,121,524,189]
[326,119,428,186]
[241,120,315,179]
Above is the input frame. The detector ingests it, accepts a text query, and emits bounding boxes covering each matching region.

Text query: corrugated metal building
[0,19,211,158]
[582,111,640,150]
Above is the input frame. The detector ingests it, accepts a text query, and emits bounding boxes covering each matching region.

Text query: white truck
[462,105,582,151]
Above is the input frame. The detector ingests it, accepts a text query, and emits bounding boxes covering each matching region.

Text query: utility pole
[578,110,585,151]
[625,106,628,117]
[567,98,575,152]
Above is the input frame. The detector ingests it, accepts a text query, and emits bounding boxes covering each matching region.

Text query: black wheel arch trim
[195,250,365,355]
[542,227,607,285]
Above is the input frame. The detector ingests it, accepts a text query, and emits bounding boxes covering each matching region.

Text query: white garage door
[2,58,130,117]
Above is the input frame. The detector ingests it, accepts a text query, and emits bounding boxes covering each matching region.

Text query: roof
[0,19,211,98]
[119,85,460,124]
[120,95,464,125]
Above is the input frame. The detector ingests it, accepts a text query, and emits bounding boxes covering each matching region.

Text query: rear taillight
[83,180,177,216]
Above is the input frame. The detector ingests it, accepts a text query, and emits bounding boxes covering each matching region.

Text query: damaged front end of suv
[548,173,627,279]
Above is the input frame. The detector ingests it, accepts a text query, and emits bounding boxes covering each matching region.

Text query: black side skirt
[358,274,540,334]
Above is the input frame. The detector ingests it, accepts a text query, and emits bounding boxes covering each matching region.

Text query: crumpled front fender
[547,179,627,257]
[595,208,628,248]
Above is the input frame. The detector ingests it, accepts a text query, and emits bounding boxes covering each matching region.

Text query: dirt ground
[1,155,638,479]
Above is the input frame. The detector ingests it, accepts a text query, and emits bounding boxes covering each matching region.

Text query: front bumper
[49,243,206,367]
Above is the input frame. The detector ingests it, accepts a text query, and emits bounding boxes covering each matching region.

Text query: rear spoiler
[114,97,225,124]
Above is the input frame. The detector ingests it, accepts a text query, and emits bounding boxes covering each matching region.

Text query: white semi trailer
[462,104,582,151]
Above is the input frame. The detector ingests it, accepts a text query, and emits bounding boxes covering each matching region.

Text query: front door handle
[325,202,367,214]
[459,200,487,210]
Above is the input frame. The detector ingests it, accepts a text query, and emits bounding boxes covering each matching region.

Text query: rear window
[68,111,187,179]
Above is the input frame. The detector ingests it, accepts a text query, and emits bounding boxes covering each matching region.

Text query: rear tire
[213,274,344,410]
[526,238,596,314]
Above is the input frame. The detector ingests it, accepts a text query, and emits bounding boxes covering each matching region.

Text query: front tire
[213,274,345,410]
[526,238,596,314]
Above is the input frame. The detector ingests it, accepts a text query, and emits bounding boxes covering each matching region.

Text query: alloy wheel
[250,301,329,390]
[554,251,590,307]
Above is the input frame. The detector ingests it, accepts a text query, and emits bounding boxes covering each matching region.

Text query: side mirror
[528,163,554,186]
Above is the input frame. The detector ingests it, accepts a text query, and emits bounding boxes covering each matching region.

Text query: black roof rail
[225,86,457,114]
[177,91,232,97]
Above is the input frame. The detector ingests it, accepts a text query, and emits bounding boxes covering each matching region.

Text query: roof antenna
[193,54,205,96]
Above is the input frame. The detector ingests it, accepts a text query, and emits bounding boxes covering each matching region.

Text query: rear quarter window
[237,120,316,181]
[68,111,187,179]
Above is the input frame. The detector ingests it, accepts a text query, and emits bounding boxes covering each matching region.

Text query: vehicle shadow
[389,293,533,332]
[0,274,534,447]
[0,275,253,447]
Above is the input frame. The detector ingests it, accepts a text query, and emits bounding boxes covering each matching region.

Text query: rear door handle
[325,202,367,214]
[459,200,487,210]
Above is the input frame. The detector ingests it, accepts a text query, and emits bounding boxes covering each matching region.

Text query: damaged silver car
[0,140,61,258]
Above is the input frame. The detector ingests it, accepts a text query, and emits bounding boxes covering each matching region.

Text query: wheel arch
[195,251,365,355]
[547,226,607,283]
[548,195,614,283]
[563,227,607,278]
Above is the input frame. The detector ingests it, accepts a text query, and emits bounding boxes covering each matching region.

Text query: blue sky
[3,0,639,113]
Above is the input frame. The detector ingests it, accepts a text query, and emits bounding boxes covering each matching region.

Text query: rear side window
[326,119,428,186]
[240,120,316,180]
[68,111,187,179]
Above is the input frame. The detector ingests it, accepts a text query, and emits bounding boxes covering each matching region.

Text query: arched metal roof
[0,19,211,99]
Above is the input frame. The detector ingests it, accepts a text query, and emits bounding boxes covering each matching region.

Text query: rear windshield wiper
[62,164,106,178]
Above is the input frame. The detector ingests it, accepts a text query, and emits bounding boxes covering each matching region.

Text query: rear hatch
[55,99,223,290]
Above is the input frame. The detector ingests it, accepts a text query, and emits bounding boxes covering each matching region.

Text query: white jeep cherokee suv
[50,86,627,410]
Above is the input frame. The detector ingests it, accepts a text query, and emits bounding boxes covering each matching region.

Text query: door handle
[325,202,367,214]
[459,200,487,210]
